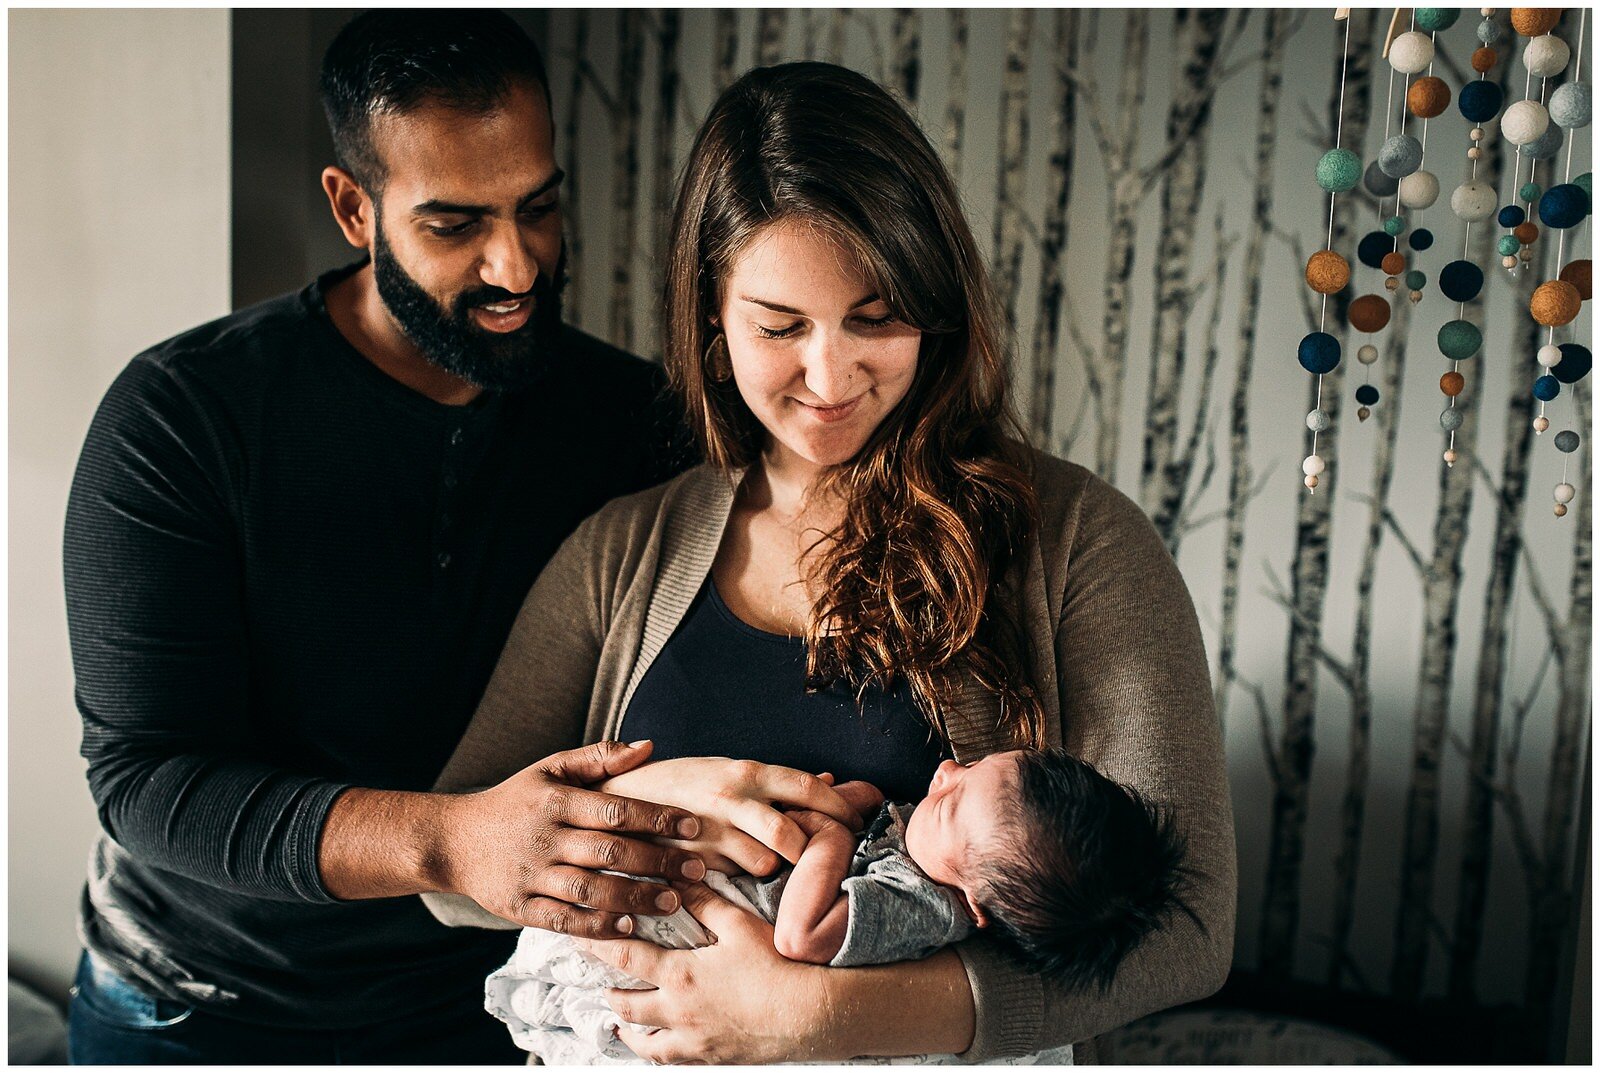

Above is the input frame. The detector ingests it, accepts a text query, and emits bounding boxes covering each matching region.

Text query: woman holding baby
[428,62,1235,1064]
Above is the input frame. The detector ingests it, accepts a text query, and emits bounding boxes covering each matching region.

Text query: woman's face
[717,218,922,471]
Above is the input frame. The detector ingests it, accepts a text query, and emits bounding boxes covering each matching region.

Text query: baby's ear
[961,889,989,929]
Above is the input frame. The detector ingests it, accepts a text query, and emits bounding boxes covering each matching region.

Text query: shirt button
[450,428,465,446]
[437,552,452,570]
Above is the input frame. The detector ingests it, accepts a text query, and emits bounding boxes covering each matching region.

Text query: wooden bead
[1510,8,1561,36]
[1357,405,1372,421]
[1559,258,1591,300]
[1444,448,1459,465]
[1408,76,1452,118]
[1305,249,1351,294]
[1504,255,1520,269]
[1470,127,1486,141]
[1441,371,1466,395]
[1385,276,1401,291]
[1409,290,1424,303]
[1472,46,1499,72]
[1554,502,1568,517]
[1535,415,1550,432]
[1304,474,1319,490]
[1531,280,1582,325]
[1468,146,1484,160]
[1514,221,1540,243]
[1349,294,1392,332]
[1381,251,1407,275]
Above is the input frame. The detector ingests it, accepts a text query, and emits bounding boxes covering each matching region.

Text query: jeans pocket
[71,952,196,1030]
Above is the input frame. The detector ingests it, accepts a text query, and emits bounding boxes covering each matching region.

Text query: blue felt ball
[1554,343,1592,384]
[1499,204,1527,227]
[1539,184,1591,229]
[1379,134,1424,178]
[1298,332,1342,374]
[1409,227,1435,251]
[1534,375,1561,401]
[1358,231,1393,269]
[1439,319,1483,360]
[1459,80,1505,124]
[1439,260,1485,303]
[1355,384,1380,405]
[1555,430,1581,453]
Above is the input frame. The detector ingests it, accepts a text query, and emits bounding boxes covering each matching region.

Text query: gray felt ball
[1554,430,1580,453]
[1440,407,1464,432]
[1525,121,1564,161]
[1364,159,1400,197]
[1551,82,1592,129]
[1379,134,1423,178]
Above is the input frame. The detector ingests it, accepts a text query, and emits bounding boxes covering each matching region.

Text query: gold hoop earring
[704,333,733,383]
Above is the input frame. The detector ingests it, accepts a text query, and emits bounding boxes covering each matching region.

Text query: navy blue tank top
[619,577,949,803]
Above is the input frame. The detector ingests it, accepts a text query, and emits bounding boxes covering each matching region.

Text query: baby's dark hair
[979,748,1198,992]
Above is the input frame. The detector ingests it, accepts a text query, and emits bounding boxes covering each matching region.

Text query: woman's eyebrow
[738,292,881,315]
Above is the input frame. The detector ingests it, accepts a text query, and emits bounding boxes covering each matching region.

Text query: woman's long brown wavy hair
[663,62,1046,751]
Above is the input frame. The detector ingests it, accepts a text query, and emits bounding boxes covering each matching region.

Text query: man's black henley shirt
[63,262,683,1029]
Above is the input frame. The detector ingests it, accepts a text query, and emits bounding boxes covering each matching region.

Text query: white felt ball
[1389,31,1436,74]
[1502,99,1551,146]
[1399,170,1440,209]
[1538,344,1563,367]
[1358,344,1379,364]
[1550,82,1592,129]
[1451,180,1498,221]
[1523,35,1570,78]
[1302,454,1326,477]
[1554,482,1576,504]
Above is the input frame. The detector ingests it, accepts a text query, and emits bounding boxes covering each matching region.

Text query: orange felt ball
[1441,371,1465,396]
[1381,251,1406,276]
[1306,250,1351,294]
[1510,8,1561,36]
[1559,258,1591,301]
[1530,280,1581,326]
[1348,294,1392,333]
[1471,46,1498,73]
[1514,221,1540,244]
[1407,76,1452,118]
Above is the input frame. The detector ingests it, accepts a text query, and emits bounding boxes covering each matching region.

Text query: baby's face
[903,751,1024,924]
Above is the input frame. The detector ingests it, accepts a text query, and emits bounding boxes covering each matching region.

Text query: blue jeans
[67,951,523,1064]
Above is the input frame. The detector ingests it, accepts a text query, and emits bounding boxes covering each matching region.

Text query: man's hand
[320,740,710,938]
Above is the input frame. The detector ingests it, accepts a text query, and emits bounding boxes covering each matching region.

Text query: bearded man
[62,11,714,1063]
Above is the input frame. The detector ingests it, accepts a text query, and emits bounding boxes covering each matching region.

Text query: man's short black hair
[980,748,1199,993]
[319,9,551,191]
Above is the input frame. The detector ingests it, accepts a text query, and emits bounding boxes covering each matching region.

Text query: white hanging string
[1312,12,1354,471]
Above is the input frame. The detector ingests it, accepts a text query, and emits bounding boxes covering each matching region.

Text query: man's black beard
[371,222,566,393]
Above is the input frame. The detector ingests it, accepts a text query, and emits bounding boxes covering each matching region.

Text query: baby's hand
[816,774,885,817]
[785,808,852,840]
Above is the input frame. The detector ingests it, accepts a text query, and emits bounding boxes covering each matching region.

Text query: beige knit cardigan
[424,449,1236,1062]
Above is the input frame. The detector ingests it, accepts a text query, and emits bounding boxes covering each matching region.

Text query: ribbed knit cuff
[952,935,1045,1062]
[287,779,358,903]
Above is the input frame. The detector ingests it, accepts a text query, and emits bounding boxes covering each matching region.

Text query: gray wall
[9,8,232,999]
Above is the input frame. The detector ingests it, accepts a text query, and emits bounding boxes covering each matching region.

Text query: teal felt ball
[1415,8,1459,31]
[1317,148,1363,192]
[1575,173,1592,199]
[1439,319,1483,360]
[1384,215,1406,236]
[1498,234,1522,256]
[1521,181,1543,202]
[1405,269,1427,290]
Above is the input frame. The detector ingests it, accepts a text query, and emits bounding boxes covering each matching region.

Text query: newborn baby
[486,747,1191,1065]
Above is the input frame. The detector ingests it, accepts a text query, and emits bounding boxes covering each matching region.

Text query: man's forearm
[317,786,460,900]
[822,948,975,1059]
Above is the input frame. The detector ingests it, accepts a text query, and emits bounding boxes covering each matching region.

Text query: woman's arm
[953,474,1237,1058]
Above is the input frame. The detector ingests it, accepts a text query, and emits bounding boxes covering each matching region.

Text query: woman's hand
[597,758,866,875]
[578,882,845,1064]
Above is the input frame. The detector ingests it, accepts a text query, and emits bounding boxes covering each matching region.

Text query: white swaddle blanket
[484,872,1073,1066]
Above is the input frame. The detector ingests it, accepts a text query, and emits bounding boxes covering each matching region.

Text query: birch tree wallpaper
[538,7,1592,1058]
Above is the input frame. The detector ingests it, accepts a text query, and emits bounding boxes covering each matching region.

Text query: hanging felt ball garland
[1300,13,1367,489]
